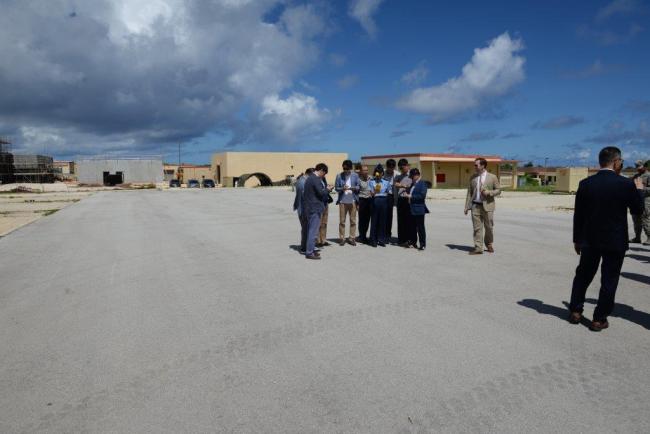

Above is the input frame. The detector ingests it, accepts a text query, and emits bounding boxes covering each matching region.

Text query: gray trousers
[302,212,322,255]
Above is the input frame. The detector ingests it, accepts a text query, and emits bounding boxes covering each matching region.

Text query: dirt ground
[0,185,95,236]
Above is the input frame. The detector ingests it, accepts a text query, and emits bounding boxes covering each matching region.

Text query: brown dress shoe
[486,245,494,253]
[339,239,346,246]
[590,320,609,331]
[468,249,483,255]
[348,239,357,246]
[568,312,582,324]
[305,253,321,260]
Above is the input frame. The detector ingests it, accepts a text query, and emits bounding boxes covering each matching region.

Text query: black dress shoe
[378,242,386,247]
[418,245,426,251]
[305,254,321,260]
[370,242,377,248]
[629,237,641,243]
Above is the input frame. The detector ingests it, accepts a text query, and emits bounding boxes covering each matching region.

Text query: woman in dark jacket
[404,168,429,250]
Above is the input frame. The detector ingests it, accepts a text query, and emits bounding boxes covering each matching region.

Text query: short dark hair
[386,159,396,168]
[315,163,328,174]
[475,158,487,168]
[374,164,384,175]
[305,168,314,175]
[398,158,409,168]
[409,168,420,177]
[598,146,622,167]
[354,162,362,171]
[342,159,353,170]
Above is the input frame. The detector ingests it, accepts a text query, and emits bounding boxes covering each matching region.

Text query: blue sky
[0,0,648,166]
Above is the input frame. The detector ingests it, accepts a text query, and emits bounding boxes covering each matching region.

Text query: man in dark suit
[301,163,333,260]
[568,146,645,331]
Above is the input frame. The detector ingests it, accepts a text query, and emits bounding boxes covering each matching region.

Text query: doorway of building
[103,171,124,186]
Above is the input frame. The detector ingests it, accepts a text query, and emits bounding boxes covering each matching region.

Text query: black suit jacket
[573,170,643,252]
[301,173,329,216]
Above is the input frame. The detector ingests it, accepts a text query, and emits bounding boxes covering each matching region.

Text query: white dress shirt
[474,171,487,203]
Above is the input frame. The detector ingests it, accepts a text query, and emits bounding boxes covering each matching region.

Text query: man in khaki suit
[464,158,501,255]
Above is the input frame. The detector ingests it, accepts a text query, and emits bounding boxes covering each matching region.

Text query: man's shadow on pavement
[626,254,650,264]
[621,271,650,285]
[585,298,650,330]
[445,244,474,252]
[518,298,650,330]
[517,299,589,327]
[629,246,650,253]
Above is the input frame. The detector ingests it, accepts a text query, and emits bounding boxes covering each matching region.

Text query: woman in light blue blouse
[368,164,392,247]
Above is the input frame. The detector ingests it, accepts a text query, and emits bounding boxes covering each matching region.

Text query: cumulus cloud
[531,115,585,130]
[396,32,525,124]
[0,0,332,156]
[348,0,385,38]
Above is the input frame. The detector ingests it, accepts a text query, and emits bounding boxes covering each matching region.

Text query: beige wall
[212,152,348,187]
[164,164,214,181]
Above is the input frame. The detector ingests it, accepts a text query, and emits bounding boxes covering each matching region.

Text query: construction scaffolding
[0,137,15,184]
[12,154,56,183]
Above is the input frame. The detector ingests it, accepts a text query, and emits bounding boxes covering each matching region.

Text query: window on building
[436,173,446,183]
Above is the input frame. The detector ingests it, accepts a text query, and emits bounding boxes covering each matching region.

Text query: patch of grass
[41,209,59,216]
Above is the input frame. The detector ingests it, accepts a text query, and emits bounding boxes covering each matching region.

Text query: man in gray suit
[301,164,333,260]
[464,157,501,255]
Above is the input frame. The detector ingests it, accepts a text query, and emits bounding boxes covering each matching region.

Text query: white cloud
[348,0,385,38]
[257,92,331,142]
[396,32,525,123]
[401,63,429,86]
[0,0,332,155]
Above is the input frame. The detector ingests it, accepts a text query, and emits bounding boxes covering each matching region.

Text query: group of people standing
[293,158,430,259]
[293,156,501,259]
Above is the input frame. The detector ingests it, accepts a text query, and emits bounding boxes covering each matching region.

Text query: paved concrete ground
[1,189,648,433]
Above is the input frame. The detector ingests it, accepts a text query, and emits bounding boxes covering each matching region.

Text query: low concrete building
[361,153,518,189]
[77,158,163,185]
[211,152,348,187]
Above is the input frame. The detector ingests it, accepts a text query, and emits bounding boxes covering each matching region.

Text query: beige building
[211,152,348,187]
[163,164,213,182]
[361,153,518,189]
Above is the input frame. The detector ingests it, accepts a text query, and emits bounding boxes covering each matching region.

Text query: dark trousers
[299,214,306,251]
[413,214,426,247]
[569,247,625,321]
[397,197,414,244]
[358,197,372,241]
[385,195,394,240]
[301,212,322,255]
[370,196,388,243]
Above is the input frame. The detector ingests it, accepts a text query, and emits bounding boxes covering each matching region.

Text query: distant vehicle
[187,179,200,188]
[202,179,215,188]
[169,179,181,188]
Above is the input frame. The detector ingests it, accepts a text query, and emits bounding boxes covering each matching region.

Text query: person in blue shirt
[404,168,429,250]
[368,164,391,247]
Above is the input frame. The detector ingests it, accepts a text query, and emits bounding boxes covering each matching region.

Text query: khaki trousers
[338,202,357,240]
[317,205,329,244]
[471,204,494,249]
